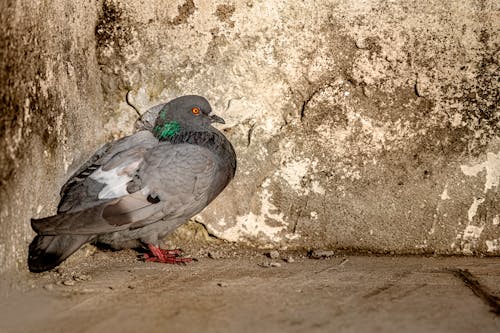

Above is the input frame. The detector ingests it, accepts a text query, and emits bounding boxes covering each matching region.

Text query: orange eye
[192,107,201,115]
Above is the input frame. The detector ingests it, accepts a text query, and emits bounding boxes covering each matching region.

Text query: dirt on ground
[0,240,499,333]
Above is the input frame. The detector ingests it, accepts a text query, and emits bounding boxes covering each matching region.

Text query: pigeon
[28,95,236,273]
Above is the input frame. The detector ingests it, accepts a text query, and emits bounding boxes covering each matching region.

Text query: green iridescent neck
[154,121,180,140]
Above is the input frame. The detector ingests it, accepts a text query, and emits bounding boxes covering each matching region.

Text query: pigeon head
[153,95,225,140]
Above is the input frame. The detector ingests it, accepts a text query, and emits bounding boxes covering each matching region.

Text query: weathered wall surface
[98,0,499,255]
[0,1,106,280]
[1,0,499,280]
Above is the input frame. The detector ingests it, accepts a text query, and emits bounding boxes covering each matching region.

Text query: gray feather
[28,235,91,273]
[134,103,167,131]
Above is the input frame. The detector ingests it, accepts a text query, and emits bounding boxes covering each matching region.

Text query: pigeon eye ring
[191,107,201,115]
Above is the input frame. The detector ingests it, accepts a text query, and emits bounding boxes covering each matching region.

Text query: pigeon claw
[144,244,192,264]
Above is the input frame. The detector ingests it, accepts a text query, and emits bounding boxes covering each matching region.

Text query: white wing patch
[90,160,141,199]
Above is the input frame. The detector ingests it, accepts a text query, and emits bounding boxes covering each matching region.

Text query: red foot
[143,244,192,264]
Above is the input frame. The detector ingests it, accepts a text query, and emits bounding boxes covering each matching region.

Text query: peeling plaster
[456,197,488,254]
[467,197,485,222]
[450,112,463,127]
[276,158,325,196]
[277,159,310,194]
[229,212,286,243]
[461,225,485,255]
[485,239,500,253]
[463,225,484,241]
[209,178,299,245]
[311,180,325,195]
[457,151,500,254]
[440,185,451,200]
[461,151,500,193]
[274,140,324,195]
[217,218,226,227]
[260,178,286,223]
[349,111,386,151]
[415,240,428,249]
[493,215,499,226]
[315,124,350,144]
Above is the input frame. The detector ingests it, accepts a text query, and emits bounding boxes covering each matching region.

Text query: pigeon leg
[144,243,192,264]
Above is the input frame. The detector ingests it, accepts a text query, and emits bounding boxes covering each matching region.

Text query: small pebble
[208,251,222,259]
[266,250,280,259]
[43,284,55,291]
[284,256,295,263]
[310,250,335,259]
[217,282,229,287]
[258,261,282,268]
[362,86,373,98]
[338,258,349,266]
[62,279,75,286]
[73,274,91,282]
[355,38,367,49]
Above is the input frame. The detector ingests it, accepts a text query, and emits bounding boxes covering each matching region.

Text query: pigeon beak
[209,113,225,124]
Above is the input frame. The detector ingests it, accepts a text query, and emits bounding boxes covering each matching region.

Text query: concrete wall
[0,1,106,279]
[1,0,499,278]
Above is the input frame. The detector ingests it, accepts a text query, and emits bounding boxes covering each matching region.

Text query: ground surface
[1,245,499,333]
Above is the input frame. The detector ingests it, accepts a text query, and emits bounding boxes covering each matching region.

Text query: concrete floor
[1,250,499,333]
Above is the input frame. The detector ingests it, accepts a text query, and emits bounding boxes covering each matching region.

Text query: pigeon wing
[33,143,218,235]
[57,131,158,213]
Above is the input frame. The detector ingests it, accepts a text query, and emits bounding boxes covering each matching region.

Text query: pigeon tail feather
[28,234,91,273]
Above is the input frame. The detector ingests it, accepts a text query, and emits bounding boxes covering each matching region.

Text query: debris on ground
[309,250,335,259]
[258,261,282,268]
[266,250,280,259]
